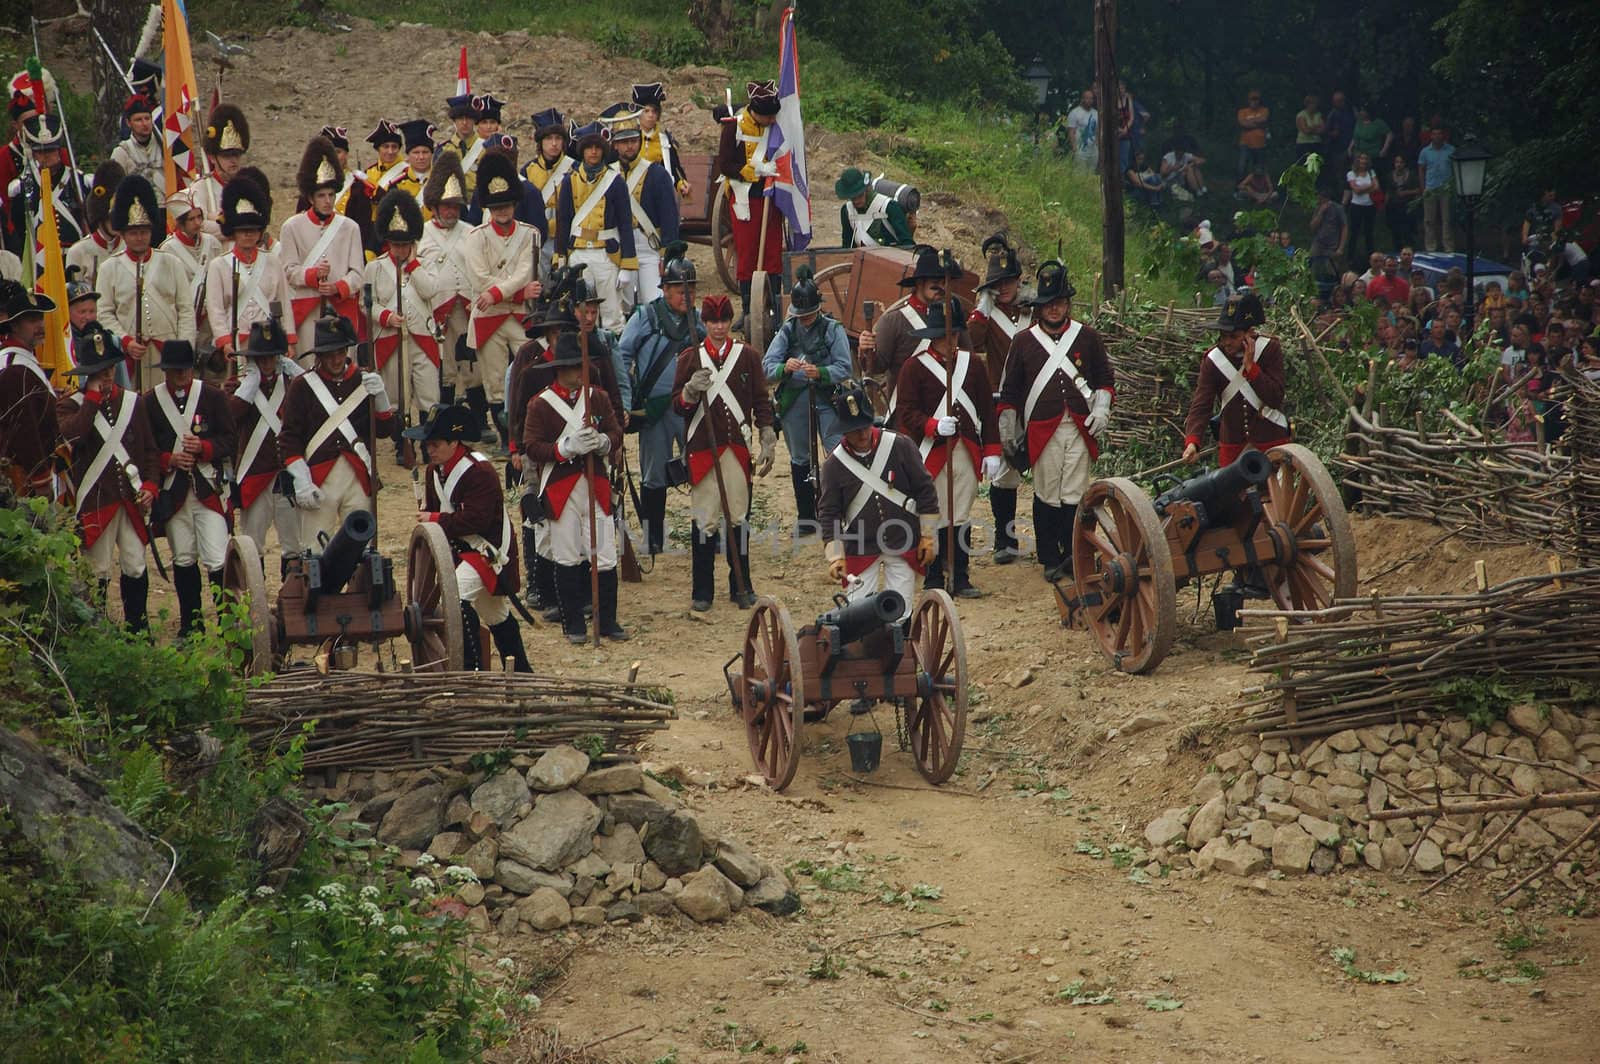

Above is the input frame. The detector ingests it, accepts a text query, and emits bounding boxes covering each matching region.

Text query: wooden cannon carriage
[1056,444,1356,674]
[723,589,967,791]
[223,516,466,676]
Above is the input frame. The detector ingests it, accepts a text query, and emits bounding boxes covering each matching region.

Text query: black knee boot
[597,567,627,640]
[737,280,752,333]
[440,382,456,407]
[1033,497,1062,576]
[464,385,491,441]
[120,572,149,633]
[727,523,755,607]
[690,522,717,610]
[461,601,484,670]
[924,525,949,591]
[641,486,668,556]
[790,463,816,535]
[1057,503,1078,577]
[174,564,204,638]
[556,563,589,644]
[953,524,982,598]
[488,615,532,672]
[537,553,560,620]
[990,486,1019,562]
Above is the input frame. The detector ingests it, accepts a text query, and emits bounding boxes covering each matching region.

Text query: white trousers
[166,494,229,570]
[548,478,617,570]
[439,306,481,391]
[846,554,916,622]
[457,559,510,625]
[380,344,441,425]
[688,448,750,529]
[85,508,147,579]
[620,229,662,318]
[568,249,623,333]
[1033,419,1093,507]
[474,318,522,405]
[240,488,303,558]
[930,444,979,525]
[300,457,370,546]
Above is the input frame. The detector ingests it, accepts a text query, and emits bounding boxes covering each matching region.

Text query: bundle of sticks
[1229,567,1600,741]
[239,671,677,771]
[1090,300,1218,458]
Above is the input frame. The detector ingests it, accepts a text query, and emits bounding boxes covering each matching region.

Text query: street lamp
[1023,60,1052,109]
[1452,138,1493,333]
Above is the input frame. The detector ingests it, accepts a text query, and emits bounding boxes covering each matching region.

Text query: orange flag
[161,0,203,202]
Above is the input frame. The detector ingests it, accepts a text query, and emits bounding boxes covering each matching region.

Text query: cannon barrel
[1154,448,1272,528]
[818,590,905,647]
[317,510,377,593]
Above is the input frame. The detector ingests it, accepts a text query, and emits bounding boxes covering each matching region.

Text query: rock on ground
[675,865,742,923]
[499,790,603,871]
[527,745,591,792]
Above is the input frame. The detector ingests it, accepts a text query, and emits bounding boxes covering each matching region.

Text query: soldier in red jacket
[1181,292,1289,467]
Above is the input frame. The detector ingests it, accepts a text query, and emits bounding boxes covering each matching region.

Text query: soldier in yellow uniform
[522,107,572,279]
[553,121,638,334]
[363,120,407,202]
[631,83,690,197]
[438,91,479,197]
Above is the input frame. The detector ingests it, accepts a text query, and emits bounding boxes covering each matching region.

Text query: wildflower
[359,884,381,900]
[415,853,438,867]
[359,900,382,917]
[388,924,409,937]
[443,864,479,884]
[522,993,542,1011]
[410,875,436,894]
[302,897,328,913]
[253,885,276,898]
[316,882,345,899]
[367,912,386,930]
[355,972,379,993]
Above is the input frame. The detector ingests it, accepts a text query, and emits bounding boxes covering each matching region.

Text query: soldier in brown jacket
[228,317,302,567]
[409,403,530,672]
[520,332,627,644]
[59,326,159,631]
[1181,292,1289,467]
[996,261,1115,581]
[670,294,776,611]
[893,298,1002,598]
[143,339,237,637]
[0,282,61,498]
[859,245,968,413]
[965,235,1030,565]
[819,379,939,623]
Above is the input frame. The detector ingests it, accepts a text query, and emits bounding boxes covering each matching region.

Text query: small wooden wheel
[1071,477,1177,674]
[747,271,775,352]
[222,534,274,676]
[813,261,855,329]
[711,184,738,291]
[907,590,967,784]
[739,596,804,790]
[405,523,464,672]
[1262,443,1357,612]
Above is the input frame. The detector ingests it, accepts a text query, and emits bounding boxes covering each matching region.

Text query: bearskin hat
[84,160,125,233]
[110,173,160,232]
[423,148,467,210]
[376,188,424,244]
[297,135,344,200]
[237,166,273,212]
[220,175,270,235]
[476,152,521,208]
[204,102,250,155]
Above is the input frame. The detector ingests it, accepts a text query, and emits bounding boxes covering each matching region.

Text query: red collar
[173,230,199,248]
[124,248,152,264]
[491,219,516,237]
[306,208,332,226]
[317,363,355,383]
[551,381,577,401]
[439,444,469,473]
[908,295,929,314]
[845,427,882,458]
[703,337,732,360]
[93,231,113,250]
[233,246,259,265]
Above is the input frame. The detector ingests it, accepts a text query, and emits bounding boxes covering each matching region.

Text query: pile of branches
[239,672,676,771]
[1093,300,1218,467]
[1564,371,1600,565]
[1229,568,1600,741]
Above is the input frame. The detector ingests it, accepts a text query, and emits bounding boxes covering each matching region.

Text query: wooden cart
[223,516,466,676]
[676,154,740,292]
[1056,445,1357,675]
[722,589,967,791]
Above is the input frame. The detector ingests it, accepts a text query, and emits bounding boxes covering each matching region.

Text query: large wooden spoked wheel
[711,184,738,291]
[1262,443,1357,613]
[1071,477,1178,674]
[222,535,274,676]
[748,271,775,353]
[907,590,967,784]
[405,523,464,672]
[814,261,855,323]
[739,596,805,790]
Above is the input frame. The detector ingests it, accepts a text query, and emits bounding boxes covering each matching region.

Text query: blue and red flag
[764,7,812,252]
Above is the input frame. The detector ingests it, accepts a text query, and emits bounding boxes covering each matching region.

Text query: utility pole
[1094,0,1125,296]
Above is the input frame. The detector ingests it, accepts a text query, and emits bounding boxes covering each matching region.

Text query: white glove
[936,415,959,438]
[618,269,636,289]
[591,430,612,457]
[983,455,1004,482]
[558,433,581,459]
[288,458,323,510]
[756,425,777,477]
[571,426,604,455]
[754,159,779,178]
[1084,389,1112,436]
[998,408,1020,454]
[235,364,262,405]
[361,372,392,413]
[683,366,713,403]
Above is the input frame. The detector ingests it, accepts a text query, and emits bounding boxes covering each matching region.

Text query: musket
[579,329,601,647]
[134,259,145,384]
[700,359,750,600]
[859,299,879,381]
[28,30,90,237]
[361,282,381,520]
[230,255,240,376]
[116,457,168,583]
[942,291,956,576]
[395,250,416,468]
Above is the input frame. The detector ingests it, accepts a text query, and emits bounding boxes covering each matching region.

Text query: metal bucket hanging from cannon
[1055,444,1356,674]
[722,589,967,791]
[221,518,466,676]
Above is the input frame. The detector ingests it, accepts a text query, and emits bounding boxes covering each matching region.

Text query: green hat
[834,167,870,201]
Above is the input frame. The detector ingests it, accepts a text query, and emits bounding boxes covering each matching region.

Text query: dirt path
[40,21,1600,1062]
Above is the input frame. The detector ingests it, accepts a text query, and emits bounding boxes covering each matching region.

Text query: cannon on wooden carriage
[722,589,967,791]
[222,516,467,676]
[1054,444,1356,675]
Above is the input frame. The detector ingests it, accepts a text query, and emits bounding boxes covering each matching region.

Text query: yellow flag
[161,0,202,200]
[34,166,71,388]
